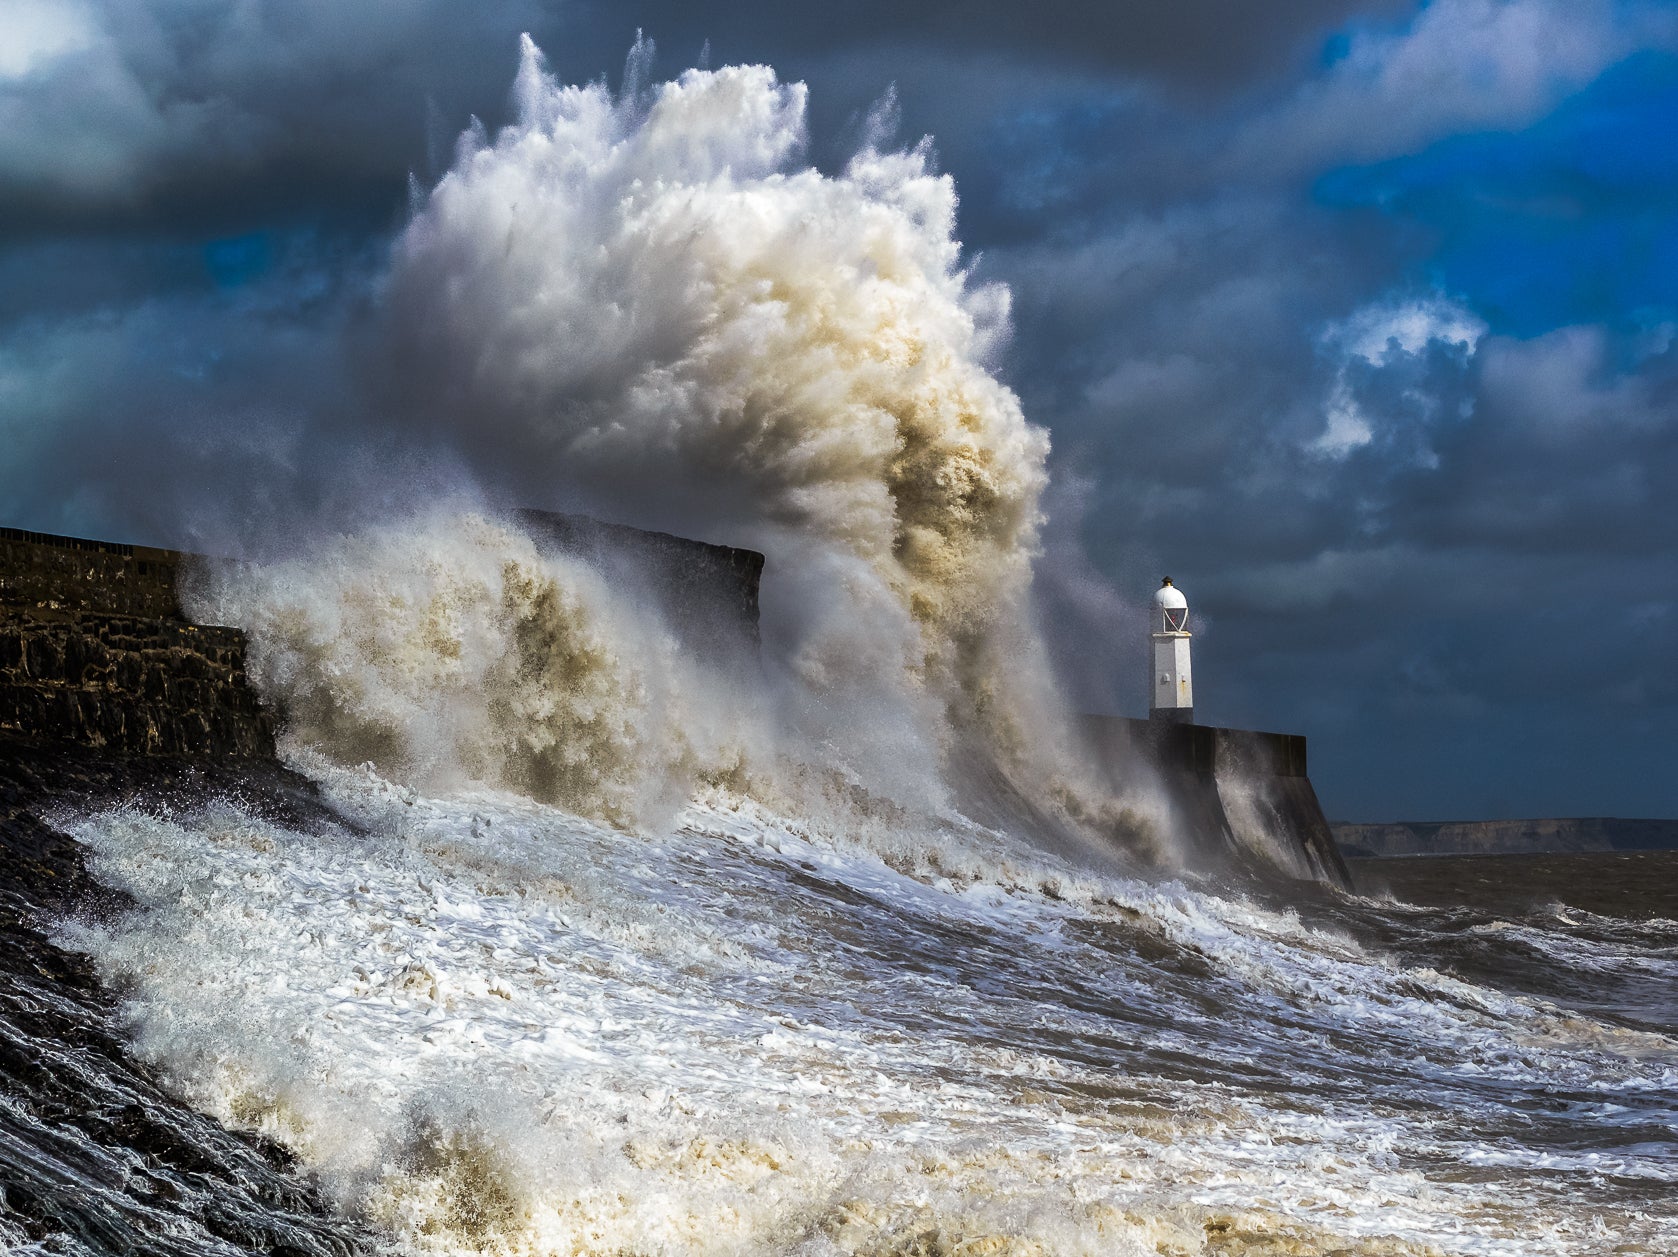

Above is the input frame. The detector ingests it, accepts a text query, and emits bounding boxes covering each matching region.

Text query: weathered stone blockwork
[0,528,182,620]
[0,611,275,758]
[1,527,274,759]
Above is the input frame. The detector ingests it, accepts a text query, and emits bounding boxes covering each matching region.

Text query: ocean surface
[13,757,1671,1256]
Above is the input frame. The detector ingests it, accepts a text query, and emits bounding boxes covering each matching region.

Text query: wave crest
[192,513,718,823]
[380,39,1048,733]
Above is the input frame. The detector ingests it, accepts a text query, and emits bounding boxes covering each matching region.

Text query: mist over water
[40,38,1678,1257]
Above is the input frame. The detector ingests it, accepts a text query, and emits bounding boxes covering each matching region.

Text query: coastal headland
[1335,816,1678,858]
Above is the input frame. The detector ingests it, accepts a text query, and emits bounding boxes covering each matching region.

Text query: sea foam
[59,757,1678,1256]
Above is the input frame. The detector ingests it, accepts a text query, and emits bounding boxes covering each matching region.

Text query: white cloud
[1313,379,1375,455]
[1311,296,1486,457]
[1241,0,1673,173]
[0,0,97,79]
[1338,297,1486,365]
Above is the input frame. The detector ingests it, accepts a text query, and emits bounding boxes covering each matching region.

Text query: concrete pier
[1082,714,1351,887]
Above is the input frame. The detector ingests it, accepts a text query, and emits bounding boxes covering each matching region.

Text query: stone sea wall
[0,527,275,759]
[1080,715,1353,888]
[0,517,767,762]
[517,508,764,644]
[0,528,182,620]
[0,611,276,758]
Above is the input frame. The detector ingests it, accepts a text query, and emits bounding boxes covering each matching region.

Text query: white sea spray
[192,511,750,827]
[360,37,1145,848]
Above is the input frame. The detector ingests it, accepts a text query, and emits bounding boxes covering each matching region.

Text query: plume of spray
[192,511,756,827]
[205,36,1166,861]
[381,36,1046,710]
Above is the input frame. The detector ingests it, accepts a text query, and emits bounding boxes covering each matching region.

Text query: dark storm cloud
[0,237,353,544]
[0,0,552,231]
[0,0,1416,235]
[562,0,1417,87]
[4,0,1677,820]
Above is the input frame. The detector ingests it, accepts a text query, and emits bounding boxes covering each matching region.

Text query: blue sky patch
[1314,52,1678,337]
[204,233,273,289]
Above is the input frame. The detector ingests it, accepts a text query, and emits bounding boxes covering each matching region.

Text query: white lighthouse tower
[1150,577,1194,724]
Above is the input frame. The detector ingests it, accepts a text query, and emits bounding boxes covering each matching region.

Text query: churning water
[45,756,1677,1256]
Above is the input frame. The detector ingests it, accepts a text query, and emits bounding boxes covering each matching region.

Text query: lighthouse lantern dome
[1152,577,1189,633]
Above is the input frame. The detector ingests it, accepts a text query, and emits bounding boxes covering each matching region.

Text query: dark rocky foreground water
[0,738,367,1254]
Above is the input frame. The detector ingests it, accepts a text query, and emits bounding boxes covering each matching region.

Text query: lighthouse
[1150,577,1194,724]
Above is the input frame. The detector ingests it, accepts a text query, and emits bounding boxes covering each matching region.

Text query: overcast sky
[3,0,1675,822]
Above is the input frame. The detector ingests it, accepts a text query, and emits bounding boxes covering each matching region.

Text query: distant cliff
[1334,817,1678,858]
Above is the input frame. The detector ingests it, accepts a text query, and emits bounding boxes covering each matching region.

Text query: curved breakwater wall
[1081,715,1352,888]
